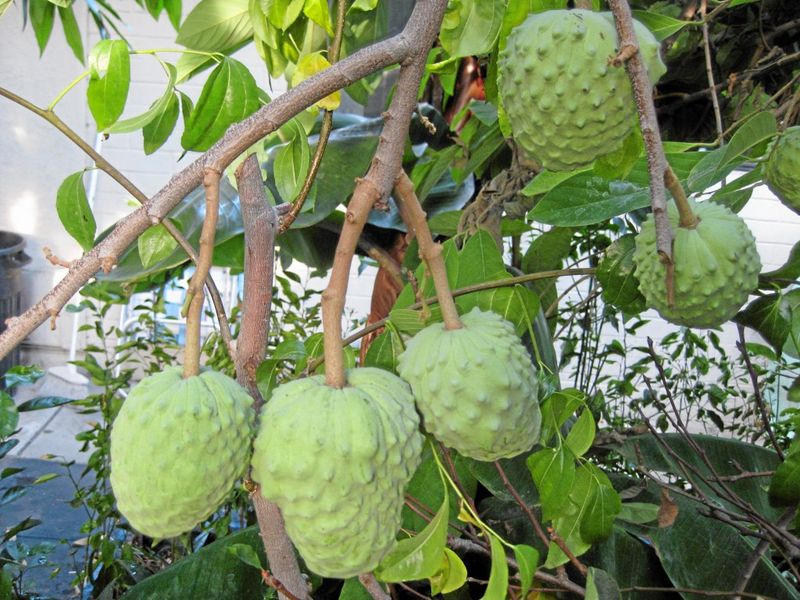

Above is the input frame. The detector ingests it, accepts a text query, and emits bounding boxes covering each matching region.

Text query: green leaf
[760,239,800,288]
[631,10,690,41]
[339,578,372,600]
[481,532,508,600]
[266,0,305,30]
[616,502,659,524]
[122,526,267,599]
[143,91,181,154]
[687,111,777,192]
[181,57,261,152]
[108,64,178,133]
[227,543,264,570]
[3,366,44,388]
[0,392,19,438]
[440,0,504,58]
[769,453,800,505]
[565,409,595,458]
[87,40,131,130]
[0,0,12,18]
[16,396,75,411]
[521,226,573,316]
[376,483,449,582]
[544,466,593,568]
[708,165,762,212]
[735,293,791,354]
[593,128,643,181]
[512,544,539,599]
[0,570,11,600]
[527,446,575,521]
[522,169,587,197]
[596,234,646,314]
[429,548,468,595]
[176,0,252,51]
[274,118,311,202]
[581,465,621,543]
[57,5,84,63]
[56,171,96,251]
[363,328,404,372]
[1,517,41,542]
[585,567,622,600]
[304,0,333,35]
[138,224,179,268]
[29,0,55,55]
[0,439,19,460]
[539,389,584,446]
[32,472,59,484]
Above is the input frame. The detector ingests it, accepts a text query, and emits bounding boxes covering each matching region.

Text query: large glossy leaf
[769,452,800,505]
[440,0,504,58]
[596,234,646,314]
[760,239,800,289]
[87,40,131,131]
[529,153,705,226]
[735,292,791,354]
[621,485,799,598]
[121,527,266,599]
[176,0,252,51]
[617,433,781,520]
[181,57,260,152]
[143,91,181,154]
[375,483,449,582]
[528,446,575,521]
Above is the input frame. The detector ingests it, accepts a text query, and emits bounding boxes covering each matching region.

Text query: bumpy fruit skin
[397,308,541,461]
[633,200,761,328]
[252,368,423,579]
[498,10,666,171]
[110,367,255,538]
[764,127,800,214]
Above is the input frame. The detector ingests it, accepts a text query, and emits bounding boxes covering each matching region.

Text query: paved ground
[2,370,100,598]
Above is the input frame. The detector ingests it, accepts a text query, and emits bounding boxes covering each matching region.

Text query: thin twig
[359,573,390,600]
[547,527,588,576]
[261,570,302,600]
[733,507,796,598]
[736,325,784,460]
[278,0,346,234]
[700,0,725,142]
[494,461,550,547]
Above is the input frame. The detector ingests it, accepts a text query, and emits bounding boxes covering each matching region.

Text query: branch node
[611,43,638,67]
[43,247,73,269]
[47,308,59,330]
[100,256,116,274]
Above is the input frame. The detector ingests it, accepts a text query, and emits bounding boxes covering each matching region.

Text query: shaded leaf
[227,543,263,570]
[512,544,539,599]
[429,548,467,595]
[176,0,252,51]
[0,392,18,438]
[769,453,800,505]
[528,446,575,521]
[585,567,622,600]
[56,171,96,251]
[481,532,508,600]
[735,292,791,354]
[596,234,646,314]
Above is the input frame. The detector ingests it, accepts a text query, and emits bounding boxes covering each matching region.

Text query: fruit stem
[665,165,699,229]
[182,168,221,379]
[393,172,463,331]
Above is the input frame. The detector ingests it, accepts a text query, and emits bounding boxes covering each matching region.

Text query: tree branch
[234,154,307,600]
[320,0,448,388]
[0,85,235,355]
[358,573,390,600]
[393,172,462,330]
[0,0,451,362]
[608,0,684,301]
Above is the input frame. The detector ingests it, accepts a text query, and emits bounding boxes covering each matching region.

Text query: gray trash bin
[0,231,31,388]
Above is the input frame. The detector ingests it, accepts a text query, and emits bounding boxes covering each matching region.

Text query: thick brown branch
[393,172,462,330]
[358,573,390,600]
[0,0,450,362]
[320,0,448,388]
[235,154,306,600]
[608,0,681,298]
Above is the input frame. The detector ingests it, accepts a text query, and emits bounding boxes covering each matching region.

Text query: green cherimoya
[764,127,800,214]
[397,308,541,462]
[110,367,254,538]
[498,10,666,171]
[251,368,423,579]
[632,200,761,328]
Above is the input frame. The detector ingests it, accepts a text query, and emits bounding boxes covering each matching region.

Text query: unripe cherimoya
[251,368,423,579]
[498,9,666,171]
[110,367,255,538]
[632,199,761,328]
[764,127,800,215]
[398,308,542,461]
